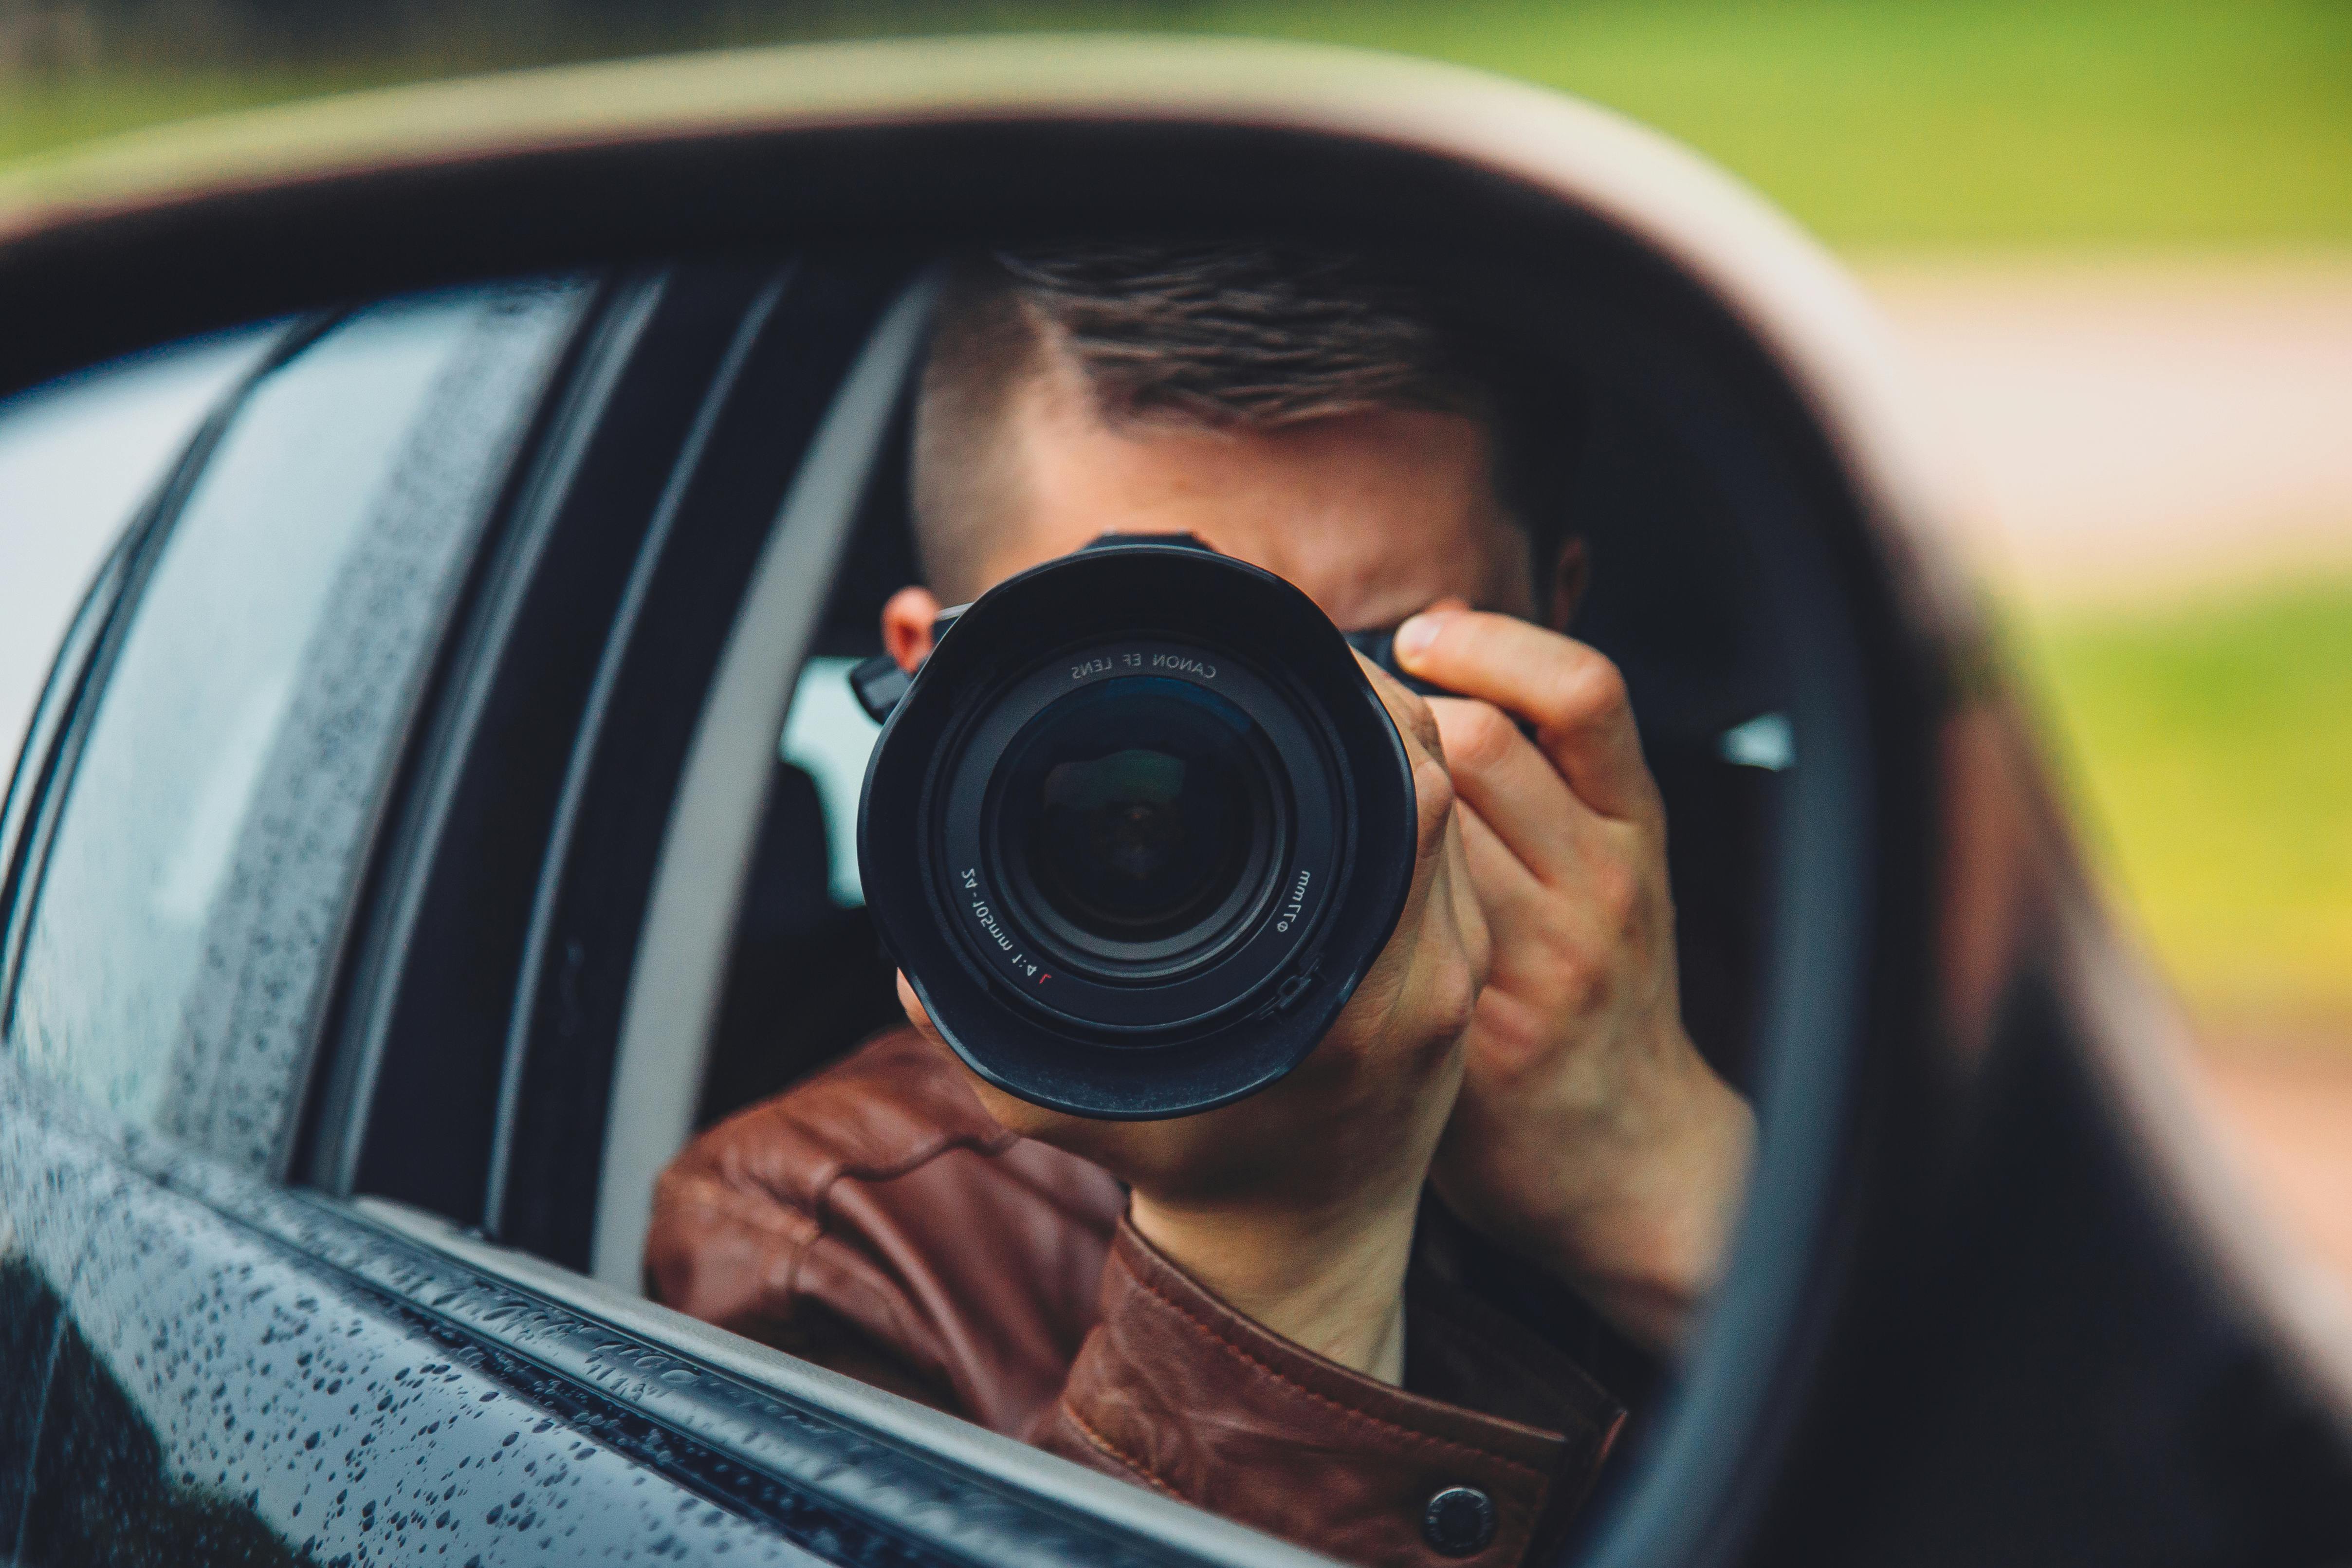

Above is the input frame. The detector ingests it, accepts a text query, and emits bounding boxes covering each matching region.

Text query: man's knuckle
[1543,649,1630,728]
[1451,702,1518,772]
[1415,749,1455,805]
[1547,951,1599,1007]
[1466,926,1495,994]
[1589,859,1640,930]
[1427,950,1483,1040]
[1590,654,1632,708]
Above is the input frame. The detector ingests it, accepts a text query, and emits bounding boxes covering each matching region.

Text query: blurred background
[2,0,2347,1276]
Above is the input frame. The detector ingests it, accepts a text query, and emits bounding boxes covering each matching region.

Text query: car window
[0,327,278,761]
[4,282,588,1171]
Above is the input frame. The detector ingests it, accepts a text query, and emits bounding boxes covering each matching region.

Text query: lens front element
[997,677,1279,973]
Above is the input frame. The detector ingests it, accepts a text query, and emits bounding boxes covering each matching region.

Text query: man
[647,246,1755,1568]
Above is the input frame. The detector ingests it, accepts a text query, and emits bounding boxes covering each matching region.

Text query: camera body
[854,536,1418,1119]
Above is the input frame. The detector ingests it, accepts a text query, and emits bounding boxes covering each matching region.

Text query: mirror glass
[2,236,1861,1563]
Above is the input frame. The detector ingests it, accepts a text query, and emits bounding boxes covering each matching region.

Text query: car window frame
[295,268,668,1209]
[434,256,921,1271]
[348,1186,1332,1568]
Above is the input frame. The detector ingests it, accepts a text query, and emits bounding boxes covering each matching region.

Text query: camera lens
[860,537,1416,1117]
[994,676,1280,970]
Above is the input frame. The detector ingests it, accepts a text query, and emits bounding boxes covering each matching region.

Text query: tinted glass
[0,327,276,755]
[5,282,587,1170]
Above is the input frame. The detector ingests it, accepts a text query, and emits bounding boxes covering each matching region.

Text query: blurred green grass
[1187,0,2352,247]
[2027,578,2352,1028]
[3,0,2350,246]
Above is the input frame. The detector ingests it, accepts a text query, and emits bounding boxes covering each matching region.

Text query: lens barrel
[855,536,1417,1119]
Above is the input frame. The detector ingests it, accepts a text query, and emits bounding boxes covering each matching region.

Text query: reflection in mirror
[0,238,1824,1568]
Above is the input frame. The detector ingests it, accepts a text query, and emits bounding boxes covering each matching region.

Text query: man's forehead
[970,383,1531,625]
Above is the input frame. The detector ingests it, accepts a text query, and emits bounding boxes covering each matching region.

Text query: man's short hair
[911,243,1576,601]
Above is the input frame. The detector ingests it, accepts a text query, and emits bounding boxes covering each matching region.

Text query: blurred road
[1860,254,2352,605]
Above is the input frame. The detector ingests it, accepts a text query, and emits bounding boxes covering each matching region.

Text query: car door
[0,261,1310,1568]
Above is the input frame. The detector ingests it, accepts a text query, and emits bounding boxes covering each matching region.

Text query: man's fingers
[1452,797,1547,928]
[1394,609,1658,826]
[1454,802,1621,1005]
[1356,649,1444,766]
[1426,696,1596,886]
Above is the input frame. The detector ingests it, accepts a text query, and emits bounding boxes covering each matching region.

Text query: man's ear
[1546,537,1590,633]
[882,586,943,674]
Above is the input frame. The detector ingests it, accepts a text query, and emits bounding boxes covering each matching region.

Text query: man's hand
[896,662,1489,1384]
[1394,607,1755,1351]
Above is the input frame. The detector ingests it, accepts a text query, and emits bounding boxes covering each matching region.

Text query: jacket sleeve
[644,1028,1128,1436]
[1028,1220,1624,1568]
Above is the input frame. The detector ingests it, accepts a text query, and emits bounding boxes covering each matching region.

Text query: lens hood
[855,536,1417,1119]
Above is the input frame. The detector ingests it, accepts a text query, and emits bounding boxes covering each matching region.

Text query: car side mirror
[3,37,2342,1565]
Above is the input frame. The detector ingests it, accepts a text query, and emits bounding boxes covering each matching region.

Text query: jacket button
[1422,1486,1497,1557]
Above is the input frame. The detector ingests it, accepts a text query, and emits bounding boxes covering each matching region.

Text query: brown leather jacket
[646,1029,1628,1568]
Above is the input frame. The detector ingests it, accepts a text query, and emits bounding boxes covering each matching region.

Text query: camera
[851,535,1420,1119]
